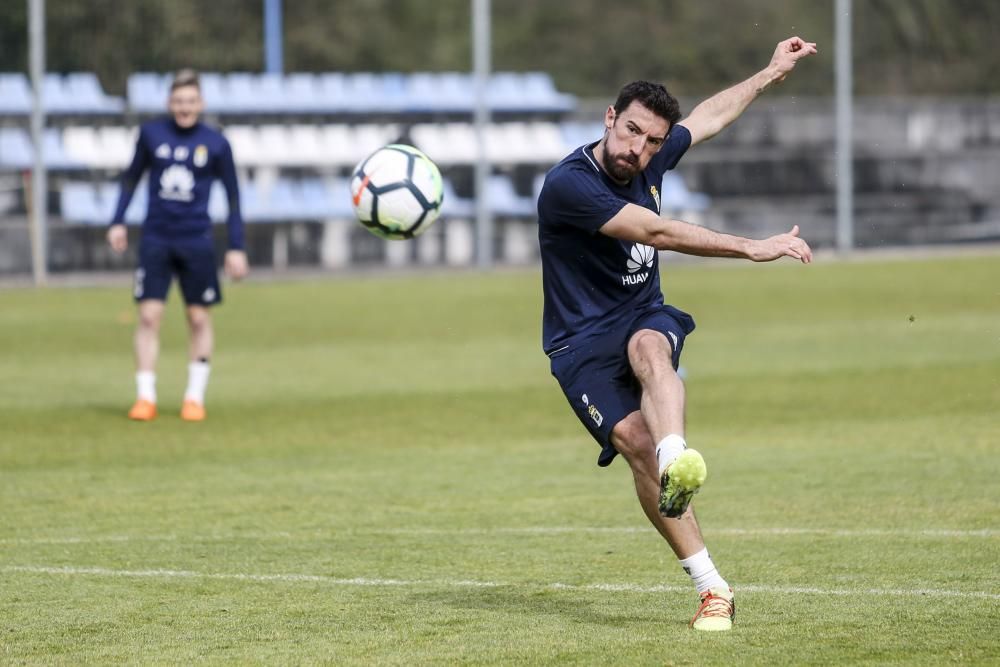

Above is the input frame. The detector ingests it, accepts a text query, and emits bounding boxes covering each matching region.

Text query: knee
[137,308,162,332]
[611,416,655,460]
[628,330,675,381]
[186,308,211,332]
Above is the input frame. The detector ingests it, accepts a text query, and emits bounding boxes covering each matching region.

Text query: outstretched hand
[749,225,813,263]
[770,36,818,83]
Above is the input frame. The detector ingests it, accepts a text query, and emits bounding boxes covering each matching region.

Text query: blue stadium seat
[326,178,355,219]
[440,179,475,219]
[66,72,125,113]
[199,73,226,113]
[60,182,102,223]
[239,180,265,222]
[42,73,124,114]
[560,121,604,149]
[0,127,34,169]
[316,73,349,113]
[521,72,576,112]
[406,73,471,113]
[487,174,535,217]
[0,73,33,114]
[223,72,258,114]
[660,173,711,212]
[44,128,86,170]
[267,178,299,220]
[99,181,145,224]
[487,73,524,113]
[127,73,169,113]
[285,73,323,113]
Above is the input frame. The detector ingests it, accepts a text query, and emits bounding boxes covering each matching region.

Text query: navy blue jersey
[111,118,244,250]
[537,124,692,354]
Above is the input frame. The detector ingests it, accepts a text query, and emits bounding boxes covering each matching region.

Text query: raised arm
[601,203,812,263]
[679,36,817,147]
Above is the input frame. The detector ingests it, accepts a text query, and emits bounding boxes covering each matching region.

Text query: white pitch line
[3,565,999,600]
[1,526,996,545]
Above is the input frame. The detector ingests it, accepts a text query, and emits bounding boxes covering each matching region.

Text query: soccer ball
[350,144,444,240]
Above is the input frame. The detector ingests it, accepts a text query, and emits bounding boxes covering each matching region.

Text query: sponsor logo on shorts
[202,287,216,303]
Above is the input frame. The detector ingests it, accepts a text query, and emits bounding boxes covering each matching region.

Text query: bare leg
[185,305,213,361]
[135,300,165,372]
[612,412,705,558]
[627,329,685,443]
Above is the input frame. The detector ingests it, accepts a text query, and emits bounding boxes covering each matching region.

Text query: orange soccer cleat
[690,587,735,631]
[128,399,157,421]
[180,399,206,422]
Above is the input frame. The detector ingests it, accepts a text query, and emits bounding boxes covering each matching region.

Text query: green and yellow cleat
[690,587,735,631]
[658,449,707,518]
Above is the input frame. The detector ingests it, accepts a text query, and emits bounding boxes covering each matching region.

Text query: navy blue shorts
[134,236,222,306]
[549,305,696,467]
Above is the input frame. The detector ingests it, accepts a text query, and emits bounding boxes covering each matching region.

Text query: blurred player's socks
[679,547,729,594]
[655,434,687,473]
[184,359,211,405]
[136,371,156,403]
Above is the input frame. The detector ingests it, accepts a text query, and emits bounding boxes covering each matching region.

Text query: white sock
[679,547,729,594]
[184,360,211,404]
[655,434,687,475]
[136,371,156,403]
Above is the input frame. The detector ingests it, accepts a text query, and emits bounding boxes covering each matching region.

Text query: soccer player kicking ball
[107,69,247,422]
[537,37,816,630]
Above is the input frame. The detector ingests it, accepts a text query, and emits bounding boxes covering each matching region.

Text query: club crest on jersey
[650,184,661,212]
[193,145,208,167]
[622,243,655,286]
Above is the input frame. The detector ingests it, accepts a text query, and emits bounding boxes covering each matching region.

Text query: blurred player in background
[537,37,816,630]
[107,69,247,422]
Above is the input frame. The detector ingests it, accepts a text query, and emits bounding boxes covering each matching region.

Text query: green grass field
[1,253,998,665]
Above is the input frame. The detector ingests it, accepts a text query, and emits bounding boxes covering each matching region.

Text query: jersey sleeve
[215,137,245,250]
[110,126,150,225]
[537,164,628,234]
[647,123,692,175]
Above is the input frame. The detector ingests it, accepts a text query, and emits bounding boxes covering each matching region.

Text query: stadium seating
[58,173,561,225]
[7,68,711,236]
[1,72,124,115]
[124,71,575,115]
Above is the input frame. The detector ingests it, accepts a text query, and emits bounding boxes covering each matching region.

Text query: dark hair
[171,68,201,92]
[613,80,681,125]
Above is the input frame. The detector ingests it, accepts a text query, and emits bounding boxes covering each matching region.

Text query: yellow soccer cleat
[659,449,707,518]
[180,399,206,422]
[690,587,735,631]
[128,399,157,421]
